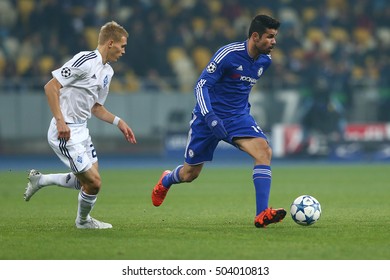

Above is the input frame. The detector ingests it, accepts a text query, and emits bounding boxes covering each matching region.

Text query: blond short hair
[98,21,128,45]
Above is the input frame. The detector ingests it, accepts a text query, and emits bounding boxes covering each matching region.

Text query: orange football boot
[254,208,286,228]
[151,170,171,206]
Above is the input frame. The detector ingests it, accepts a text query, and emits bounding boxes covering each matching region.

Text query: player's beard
[257,43,274,55]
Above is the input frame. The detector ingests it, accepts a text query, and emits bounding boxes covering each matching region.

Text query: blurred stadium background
[0,0,389,163]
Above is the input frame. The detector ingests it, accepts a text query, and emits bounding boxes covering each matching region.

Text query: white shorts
[47,118,97,173]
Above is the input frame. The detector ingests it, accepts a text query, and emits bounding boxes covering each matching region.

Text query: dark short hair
[248,15,280,38]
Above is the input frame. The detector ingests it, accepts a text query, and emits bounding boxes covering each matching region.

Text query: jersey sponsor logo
[240,75,257,86]
[206,62,217,73]
[61,67,72,78]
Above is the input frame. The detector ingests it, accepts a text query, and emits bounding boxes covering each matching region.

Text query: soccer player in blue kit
[152,15,286,228]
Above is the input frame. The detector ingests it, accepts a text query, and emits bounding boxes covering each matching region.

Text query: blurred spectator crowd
[0,0,389,107]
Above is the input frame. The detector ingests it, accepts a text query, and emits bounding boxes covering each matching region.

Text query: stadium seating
[0,0,387,107]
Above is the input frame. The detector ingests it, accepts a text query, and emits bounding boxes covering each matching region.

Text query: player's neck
[97,46,108,64]
[246,39,260,60]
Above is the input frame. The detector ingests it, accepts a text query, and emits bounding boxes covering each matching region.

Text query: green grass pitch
[0,164,389,260]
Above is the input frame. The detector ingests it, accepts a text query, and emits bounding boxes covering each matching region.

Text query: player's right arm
[195,78,228,140]
[194,50,230,140]
[44,78,70,140]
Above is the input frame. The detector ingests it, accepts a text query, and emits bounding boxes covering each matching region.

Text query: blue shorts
[184,113,268,165]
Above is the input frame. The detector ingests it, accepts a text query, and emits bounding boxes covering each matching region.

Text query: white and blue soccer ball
[290,195,321,226]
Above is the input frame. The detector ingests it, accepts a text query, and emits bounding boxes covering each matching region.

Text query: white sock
[39,173,81,190]
[76,191,97,223]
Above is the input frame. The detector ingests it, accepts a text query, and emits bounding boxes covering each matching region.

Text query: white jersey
[52,49,114,124]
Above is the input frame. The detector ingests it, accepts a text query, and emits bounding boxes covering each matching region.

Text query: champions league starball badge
[61,67,72,78]
[206,62,217,73]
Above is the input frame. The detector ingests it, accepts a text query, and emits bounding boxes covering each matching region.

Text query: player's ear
[108,39,114,48]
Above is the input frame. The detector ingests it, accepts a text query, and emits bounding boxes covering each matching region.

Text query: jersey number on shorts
[251,125,263,134]
[90,144,97,158]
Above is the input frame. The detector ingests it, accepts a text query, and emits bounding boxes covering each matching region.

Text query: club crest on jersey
[103,75,109,88]
[61,67,71,78]
[258,67,264,77]
[206,62,217,73]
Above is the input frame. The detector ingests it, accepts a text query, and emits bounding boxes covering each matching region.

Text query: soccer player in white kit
[24,21,137,229]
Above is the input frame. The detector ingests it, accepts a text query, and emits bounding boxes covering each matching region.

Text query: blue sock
[253,165,271,215]
[162,165,183,188]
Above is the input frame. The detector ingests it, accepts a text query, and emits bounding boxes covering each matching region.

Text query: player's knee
[255,144,272,164]
[82,175,101,195]
[263,147,272,162]
[91,177,101,193]
[93,180,102,193]
[266,146,272,159]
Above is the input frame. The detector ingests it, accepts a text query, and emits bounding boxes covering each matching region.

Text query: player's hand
[117,120,137,144]
[56,119,70,141]
[205,112,228,140]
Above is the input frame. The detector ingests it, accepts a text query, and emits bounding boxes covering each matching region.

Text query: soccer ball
[290,195,321,226]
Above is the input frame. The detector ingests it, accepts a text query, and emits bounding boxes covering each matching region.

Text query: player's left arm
[91,103,137,144]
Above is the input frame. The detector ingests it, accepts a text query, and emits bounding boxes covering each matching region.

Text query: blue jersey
[194,40,272,120]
